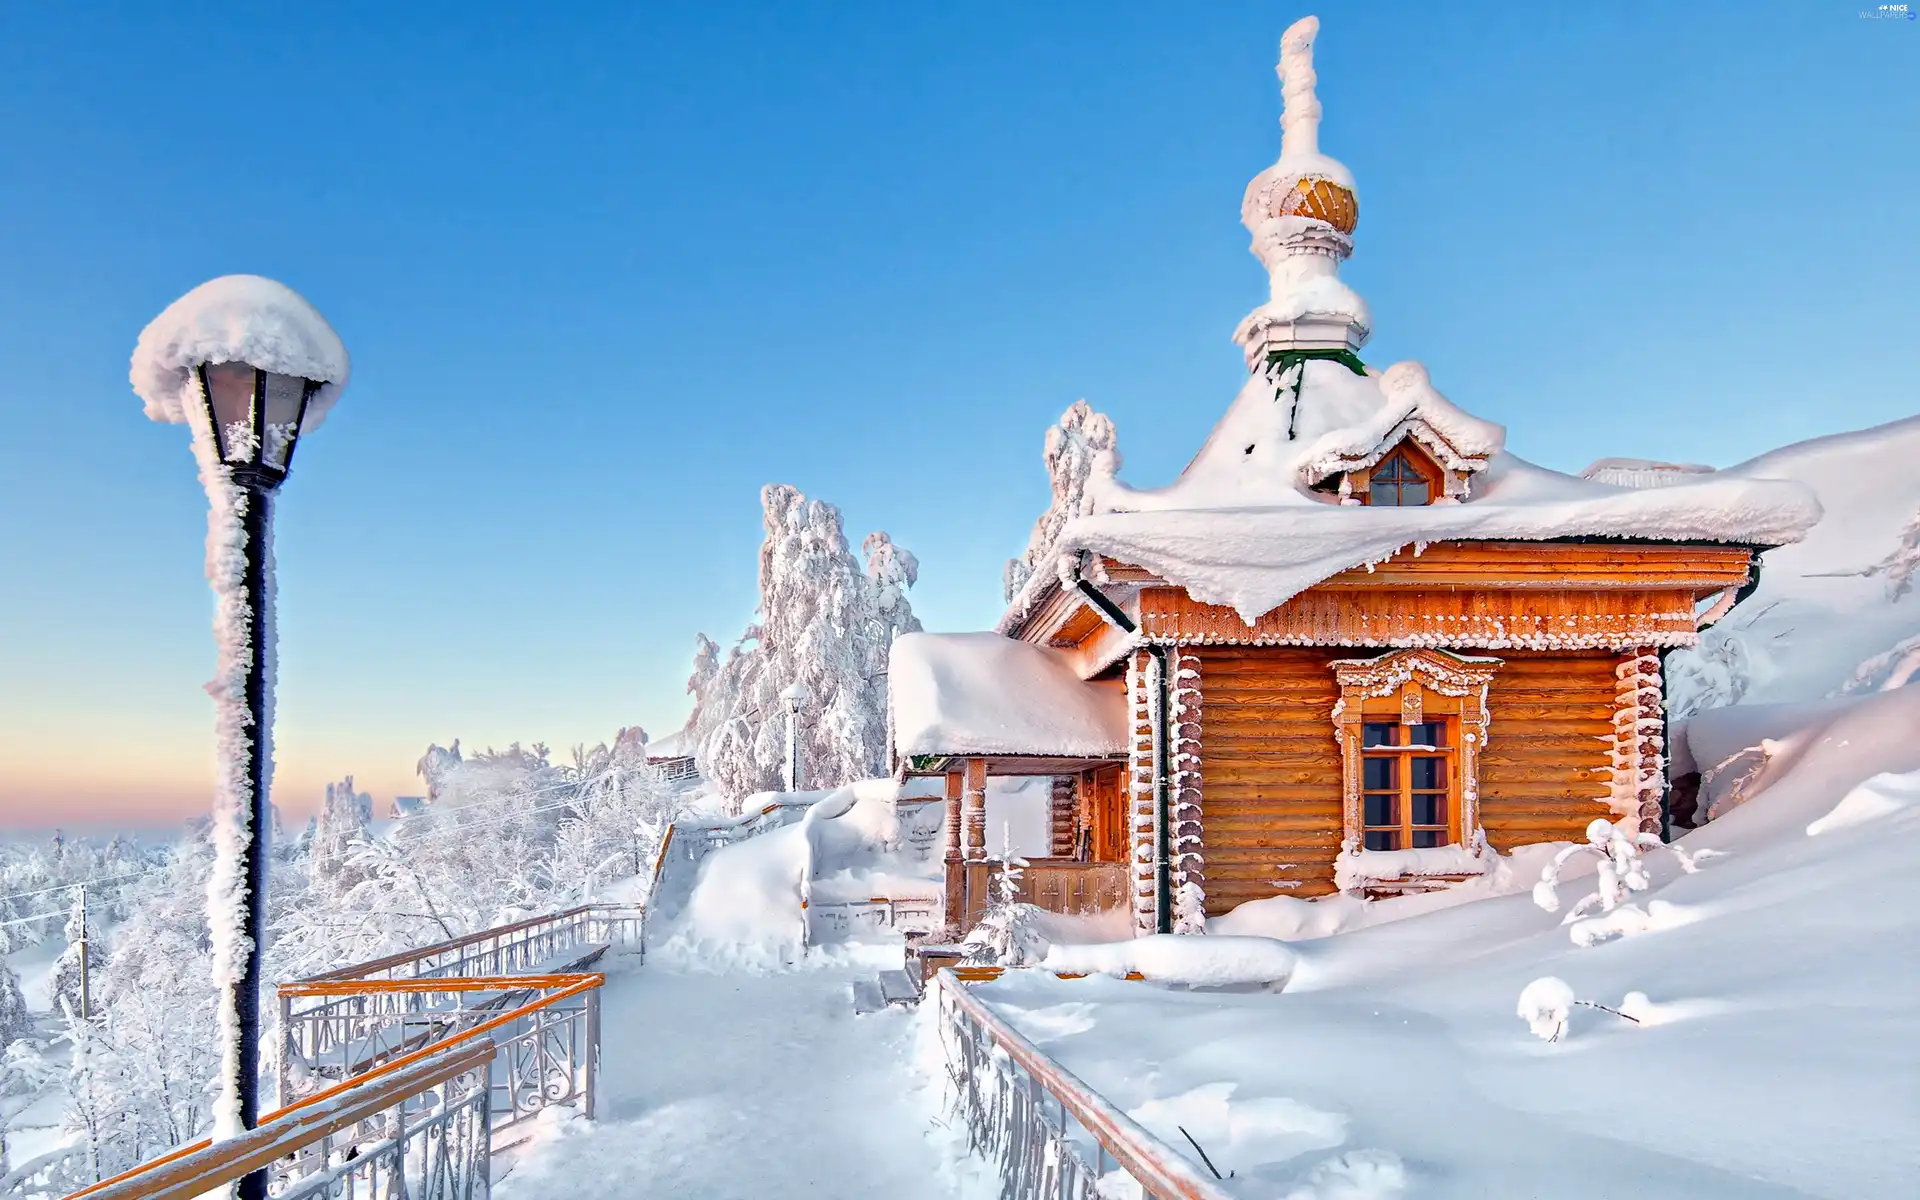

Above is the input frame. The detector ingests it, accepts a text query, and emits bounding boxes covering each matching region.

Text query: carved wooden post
[942,767,964,937]
[1168,646,1206,933]
[962,757,988,861]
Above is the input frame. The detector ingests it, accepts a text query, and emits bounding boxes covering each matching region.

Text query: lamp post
[132,276,348,1199]
[781,681,811,792]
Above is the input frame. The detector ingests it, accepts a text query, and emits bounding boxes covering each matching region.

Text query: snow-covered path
[495,949,971,1199]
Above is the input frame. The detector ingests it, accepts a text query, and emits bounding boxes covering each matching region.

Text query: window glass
[1364,794,1396,826]
[1411,794,1446,825]
[1362,722,1396,747]
[1364,830,1399,852]
[1411,830,1445,849]
[1363,758,1396,791]
[1410,757,1444,790]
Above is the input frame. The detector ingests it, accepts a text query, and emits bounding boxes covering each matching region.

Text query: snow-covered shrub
[1517,977,1649,1042]
[1532,818,1716,946]
[1517,977,1575,1041]
[961,850,1050,967]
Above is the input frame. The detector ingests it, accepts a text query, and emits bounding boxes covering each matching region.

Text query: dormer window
[1366,452,1430,506]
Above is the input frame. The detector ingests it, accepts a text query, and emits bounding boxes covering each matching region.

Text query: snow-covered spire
[1234,15,1370,366]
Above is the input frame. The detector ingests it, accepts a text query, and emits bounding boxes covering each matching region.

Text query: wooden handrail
[293,902,640,984]
[937,969,1234,1200]
[279,971,600,998]
[69,975,604,1199]
[68,1038,494,1200]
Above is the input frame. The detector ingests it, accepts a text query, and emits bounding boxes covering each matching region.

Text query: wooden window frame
[1359,718,1456,850]
[1363,450,1434,507]
[1331,649,1500,855]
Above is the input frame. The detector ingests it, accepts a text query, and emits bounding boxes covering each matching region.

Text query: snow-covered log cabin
[888,15,1820,938]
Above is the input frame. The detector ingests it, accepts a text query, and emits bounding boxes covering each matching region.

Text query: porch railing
[935,968,1234,1200]
[297,902,646,986]
[43,904,640,1200]
[67,1035,495,1200]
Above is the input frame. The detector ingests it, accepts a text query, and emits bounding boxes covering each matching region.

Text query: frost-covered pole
[133,276,349,1200]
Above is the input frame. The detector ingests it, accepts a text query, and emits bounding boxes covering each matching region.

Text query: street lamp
[781,681,811,792]
[131,276,349,1195]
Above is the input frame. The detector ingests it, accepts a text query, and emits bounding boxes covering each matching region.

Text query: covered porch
[889,631,1133,935]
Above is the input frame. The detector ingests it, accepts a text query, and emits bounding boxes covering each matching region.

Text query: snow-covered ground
[495,946,983,1199]
[963,752,1920,1199]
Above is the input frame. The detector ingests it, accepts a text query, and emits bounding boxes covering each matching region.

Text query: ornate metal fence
[935,969,1235,1200]
[296,903,646,986]
[65,1036,494,1200]
[277,974,603,1140]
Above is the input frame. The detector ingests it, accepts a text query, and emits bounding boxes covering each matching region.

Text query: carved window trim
[1330,649,1501,853]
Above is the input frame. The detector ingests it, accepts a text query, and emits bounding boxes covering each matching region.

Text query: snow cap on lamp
[131,274,351,430]
[1234,15,1371,364]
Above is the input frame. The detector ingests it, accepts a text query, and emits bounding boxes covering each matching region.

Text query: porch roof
[889,632,1128,762]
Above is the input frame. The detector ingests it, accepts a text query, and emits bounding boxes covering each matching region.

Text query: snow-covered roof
[1579,458,1717,489]
[1063,452,1819,624]
[889,632,1127,759]
[646,727,691,759]
[132,274,351,431]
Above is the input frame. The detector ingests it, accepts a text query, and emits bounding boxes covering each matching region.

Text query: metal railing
[804,895,941,939]
[297,903,646,986]
[278,904,640,1108]
[67,1035,495,1200]
[935,969,1234,1200]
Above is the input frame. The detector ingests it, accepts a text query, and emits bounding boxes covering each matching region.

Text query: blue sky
[1,2,1914,825]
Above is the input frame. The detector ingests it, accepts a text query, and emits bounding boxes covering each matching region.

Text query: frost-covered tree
[689,484,921,802]
[1864,507,1920,602]
[0,959,30,1049]
[415,739,463,803]
[311,775,373,876]
[1003,400,1120,603]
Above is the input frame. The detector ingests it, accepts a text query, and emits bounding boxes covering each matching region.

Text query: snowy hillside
[1669,415,1920,713]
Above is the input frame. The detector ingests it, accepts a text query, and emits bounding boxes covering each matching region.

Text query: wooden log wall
[1195,646,1346,912]
[1193,646,1629,916]
[1049,776,1077,858]
[1475,650,1622,847]
[1610,648,1667,834]
[1125,649,1161,936]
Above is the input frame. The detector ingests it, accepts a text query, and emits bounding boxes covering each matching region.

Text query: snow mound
[131,274,350,430]
[1805,768,1920,837]
[890,631,1127,758]
[1043,933,1297,989]
[1126,1081,1348,1177]
[1668,414,1920,713]
[661,779,942,961]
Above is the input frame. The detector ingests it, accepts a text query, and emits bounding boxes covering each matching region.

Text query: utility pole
[76,883,90,1021]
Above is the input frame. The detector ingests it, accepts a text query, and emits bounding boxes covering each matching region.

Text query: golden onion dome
[1270,175,1357,235]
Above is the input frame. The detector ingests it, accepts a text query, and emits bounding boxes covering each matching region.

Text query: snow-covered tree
[0,959,30,1049]
[311,775,373,876]
[1004,400,1120,603]
[689,484,921,803]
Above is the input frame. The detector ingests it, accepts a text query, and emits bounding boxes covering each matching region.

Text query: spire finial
[1278,15,1322,160]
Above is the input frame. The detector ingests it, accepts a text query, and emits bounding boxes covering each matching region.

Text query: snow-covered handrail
[64,1036,494,1200]
[936,969,1235,1199]
[293,901,644,985]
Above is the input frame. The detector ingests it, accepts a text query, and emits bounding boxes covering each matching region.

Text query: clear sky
[1,2,1914,828]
